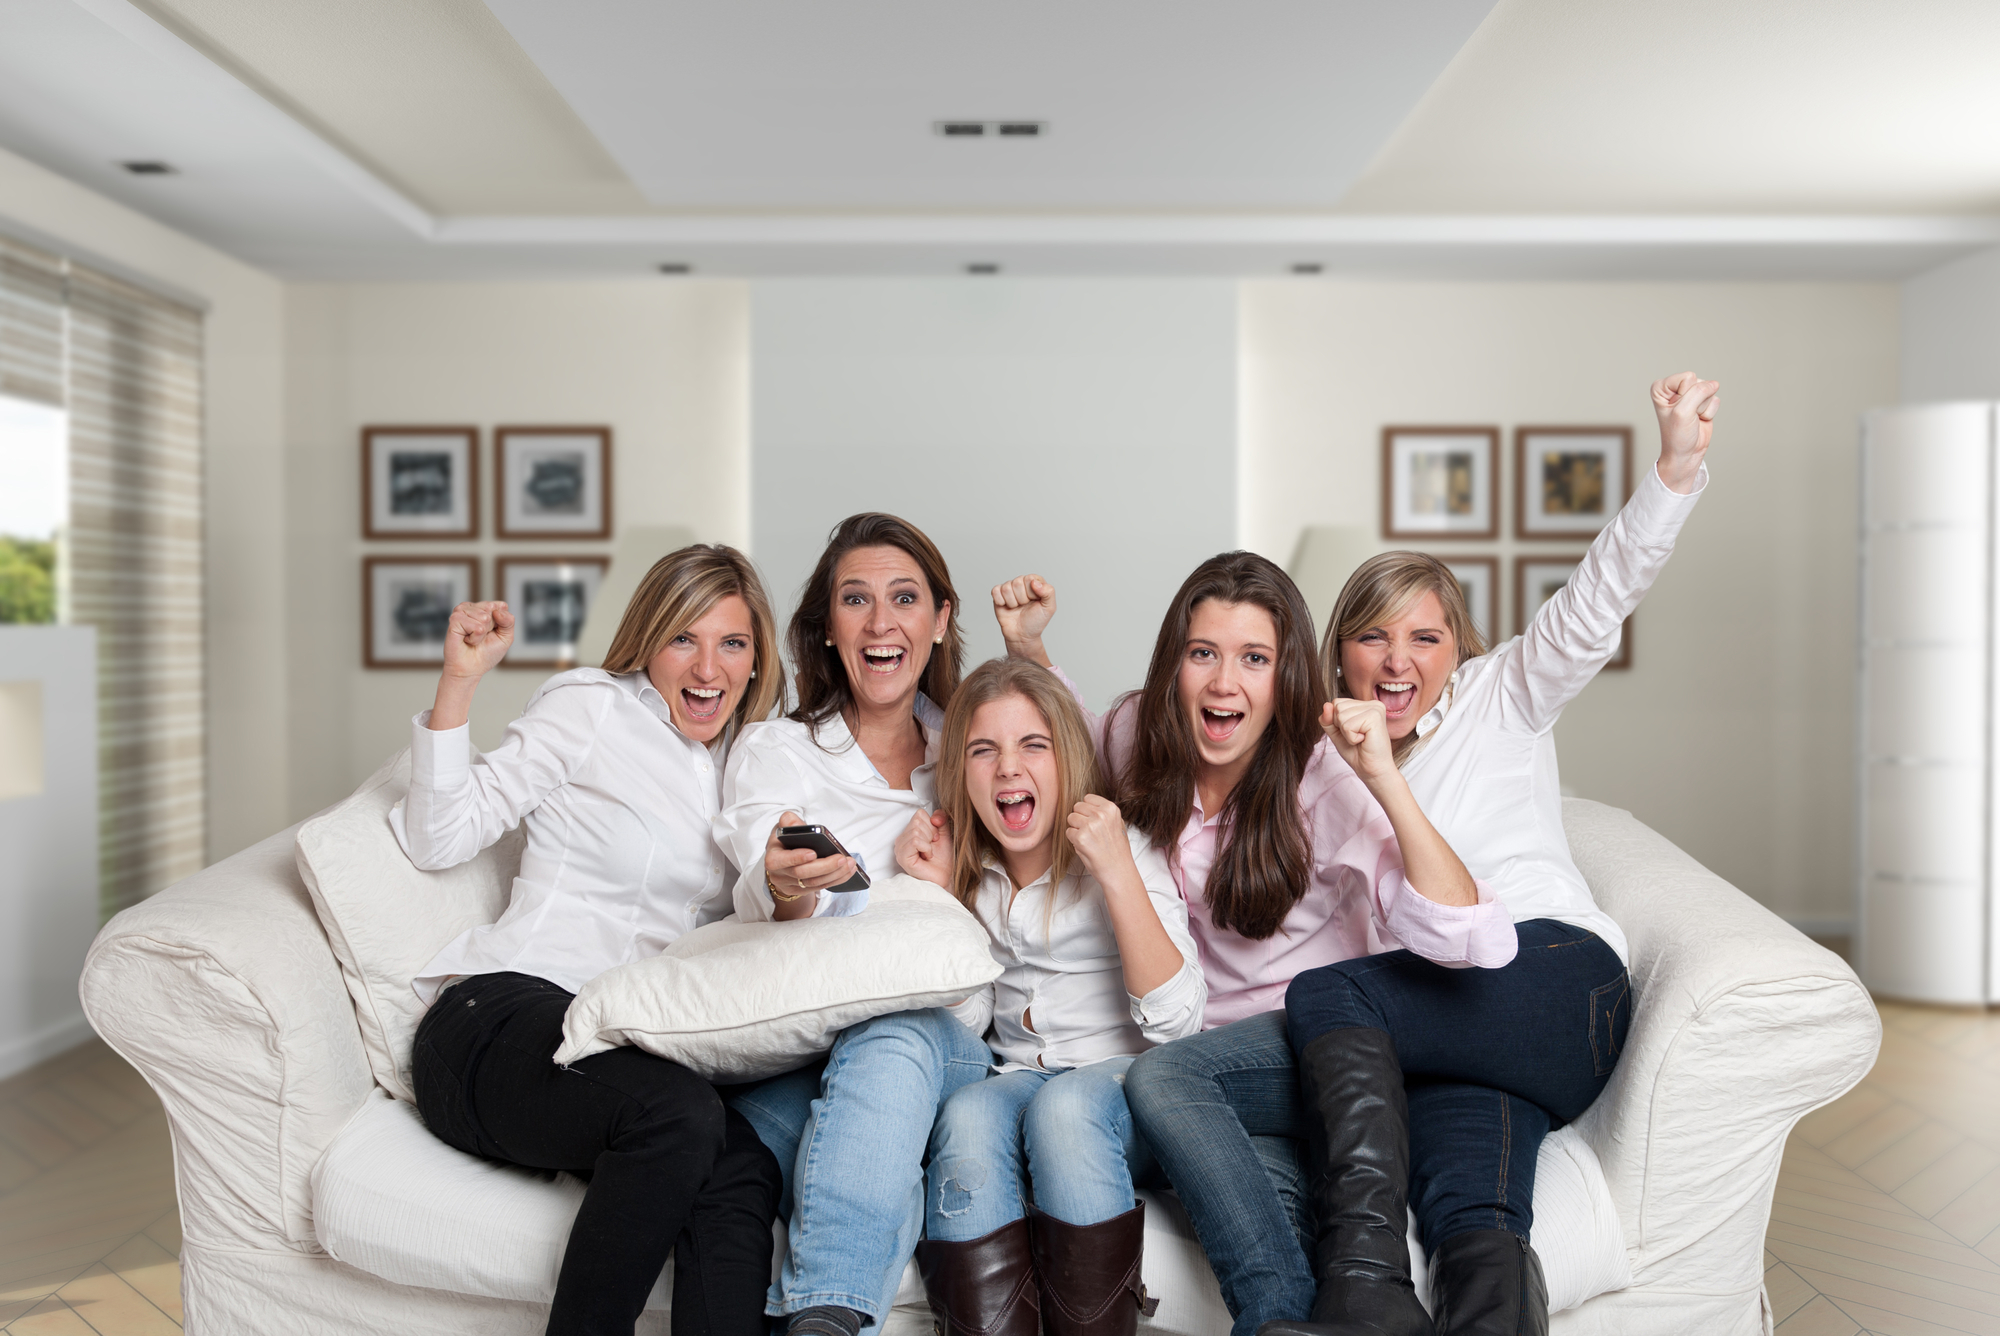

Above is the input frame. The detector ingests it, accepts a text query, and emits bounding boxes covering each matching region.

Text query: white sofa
[81,771,1879,1336]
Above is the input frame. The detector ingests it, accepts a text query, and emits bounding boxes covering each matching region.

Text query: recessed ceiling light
[996,122,1043,137]
[937,121,986,137]
[658,263,693,275]
[119,161,175,175]
[965,263,1001,276]
[935,120,1046,139]
[1290,262,1325,275]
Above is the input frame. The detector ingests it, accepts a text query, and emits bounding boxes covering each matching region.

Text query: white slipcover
[82,796,1881,1336]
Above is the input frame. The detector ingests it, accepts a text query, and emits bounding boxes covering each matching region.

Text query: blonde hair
[1323,551,1485,755]
[601,544,782,731]
[936,659,1103,920]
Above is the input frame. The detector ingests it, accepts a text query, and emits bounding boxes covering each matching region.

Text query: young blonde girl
[894,657,1205,1336]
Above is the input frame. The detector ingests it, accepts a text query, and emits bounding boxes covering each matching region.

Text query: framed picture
[1381,427,1499,540]
[496,427,612,539]
[363,557,478,668]
[1514,426,1632,539]
[362,427,479,539]
[1514,556,1631,669]
[1438,556,1499,650]
[497,556,611,668]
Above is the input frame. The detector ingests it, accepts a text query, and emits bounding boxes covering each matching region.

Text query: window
[0,393,66,624]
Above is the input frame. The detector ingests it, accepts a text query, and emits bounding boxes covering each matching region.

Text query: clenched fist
[896,809,954,888]
[443,601,514,681]
[1651,372,1720,494]
[1065,794,1134,881]
[1321,697,1396,784]
[992,574,1057,668]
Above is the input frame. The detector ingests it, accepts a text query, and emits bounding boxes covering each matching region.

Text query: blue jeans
[1284,919,1630,1255]
[1123,1011,1316,1336]
[926,1057,1162,1241]
[726,1008,991,1324]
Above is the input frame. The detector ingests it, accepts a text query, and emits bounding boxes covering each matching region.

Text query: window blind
[0,234,65,408]
[65,264,206,916]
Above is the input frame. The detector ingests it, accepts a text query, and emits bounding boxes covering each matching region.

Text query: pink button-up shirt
[1064,676,1517,1029]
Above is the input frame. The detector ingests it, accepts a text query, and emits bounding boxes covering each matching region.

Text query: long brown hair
[1113,552,1321,941]
[1323,551,1484,760]
[936,659,1103,917]
[600,543,783,731]
[787,512,965,732]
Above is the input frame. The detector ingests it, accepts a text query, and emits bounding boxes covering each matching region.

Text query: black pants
[413,972,781,1336]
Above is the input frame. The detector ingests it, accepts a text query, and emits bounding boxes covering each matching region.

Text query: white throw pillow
[294,749,520,1102]
[556,875,1004,1081]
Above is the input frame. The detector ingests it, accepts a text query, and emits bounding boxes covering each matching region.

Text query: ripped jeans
[924,1056,1162,1242]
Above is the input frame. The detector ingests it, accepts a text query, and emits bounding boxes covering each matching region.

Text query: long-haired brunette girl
[991,553,1515,1336]
[893,658,1204,1336]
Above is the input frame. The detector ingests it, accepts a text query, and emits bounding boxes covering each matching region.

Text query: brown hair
[1323,551,1484,759]
[936,659,1103,919]
[787,512,965,731]
[1113,552,1321,941]
[600,543,783,731]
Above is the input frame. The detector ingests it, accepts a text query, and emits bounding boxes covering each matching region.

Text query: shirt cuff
[1378,873,1519,969]
[1618,460,1708,548]
[817,886,871,918]
[1131,958,1206,1036]
[409,711,471,789]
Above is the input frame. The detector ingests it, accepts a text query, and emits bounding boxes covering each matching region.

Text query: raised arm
[1323,699,1477,908]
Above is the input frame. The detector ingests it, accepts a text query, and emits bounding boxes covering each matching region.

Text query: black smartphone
[777,824,871,893]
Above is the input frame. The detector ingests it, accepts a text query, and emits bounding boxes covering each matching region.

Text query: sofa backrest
[295,749,522,1102]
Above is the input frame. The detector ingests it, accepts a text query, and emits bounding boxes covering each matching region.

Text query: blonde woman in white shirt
[1270,374,1720,1336]
[395,545,784,1336]
[894,657,1205,1336]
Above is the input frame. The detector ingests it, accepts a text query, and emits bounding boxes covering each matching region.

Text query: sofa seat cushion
[312,1089,1629,1326]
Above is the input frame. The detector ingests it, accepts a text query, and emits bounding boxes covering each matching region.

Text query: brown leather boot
[1028,1202,1156,1336]
[914,1217,1040,1336]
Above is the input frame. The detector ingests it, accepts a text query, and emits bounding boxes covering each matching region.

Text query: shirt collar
[625,671,721,754]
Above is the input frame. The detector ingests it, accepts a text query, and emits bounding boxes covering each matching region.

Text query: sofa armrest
[1561,799,1880,1298]
[80,823,374,1253]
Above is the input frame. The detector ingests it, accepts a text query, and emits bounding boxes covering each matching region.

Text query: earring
[750,670,757,679]
[825,638,833,647]
[1335,666,1343,676]
[933,635,943,644]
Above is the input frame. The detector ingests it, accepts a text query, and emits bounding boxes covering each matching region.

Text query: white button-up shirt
[393,668,733,1004]
[1399,463,1708,965]
[957,826,1206,1073]
[713,696,945,922]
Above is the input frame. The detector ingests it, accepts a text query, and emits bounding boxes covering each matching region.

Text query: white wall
[0,144,288,869]
[282,280,749,820]
[0,626,98,1078]
[1903,246,2000,403]
[751,280,1238,711]
[1242,280,1900,924]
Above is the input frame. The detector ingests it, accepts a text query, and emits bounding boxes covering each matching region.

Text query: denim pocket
[1588,974,1631,1078]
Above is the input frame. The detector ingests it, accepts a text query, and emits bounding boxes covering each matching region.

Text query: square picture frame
[1514,555,1631,669]
[497,556,611,669]
[1514,426,1632,539]
[363,556,478,669]
[1438,556,1499,650]
[496,426,613,540]
[1381,427,1499,540]
[362,426,479,539]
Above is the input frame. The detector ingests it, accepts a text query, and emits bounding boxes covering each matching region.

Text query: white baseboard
[1782,915,1855,939]
[0,1012,97,1082]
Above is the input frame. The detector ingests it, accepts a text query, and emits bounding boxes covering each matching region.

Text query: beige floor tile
[0,1267,89,1308]
[1798,1086,1893,1148]
[44,1076,141,1132]
[53,1263,178,1334]
[135,1215,175,1262]
[1829,1294,1990,1336]
[1776,1183,1957,1239]
[1767,1261,1819,1324]
[1933,1166,2000,1248]
[1768,1248,1782,1271]
[0,1111,74,1171]
[5,1296,96,1335]
[0,1299,38,1327]
[1895,1141,2000,1219]
[99,1238,178,1325]
[14,1096,107,1153]
[1774,1293,1863,1336]
[1771,1241,2000,1320]
[0,1144,35,1198]
[1790,1262,2000,1336]
[1770,1203,1997,1268]
[1826,1106,1933,1171]
[1859,1122,1967,1194]
[1767,1224,2000,1300]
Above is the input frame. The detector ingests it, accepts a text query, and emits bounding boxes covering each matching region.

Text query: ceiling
[0,0,1996,280]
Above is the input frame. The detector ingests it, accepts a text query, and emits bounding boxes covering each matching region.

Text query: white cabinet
[1858,403,1998,1004]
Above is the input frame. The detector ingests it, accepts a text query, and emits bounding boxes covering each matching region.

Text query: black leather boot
[1431,1229,1548,1335]
[914,1217,1040,1336]
[1256,1027,1431,1336]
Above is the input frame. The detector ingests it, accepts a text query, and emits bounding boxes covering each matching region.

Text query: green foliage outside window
[0,536,56,623]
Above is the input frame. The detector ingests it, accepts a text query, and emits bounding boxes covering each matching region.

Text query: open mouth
[681,686,725,721]
[1375,682,1416,719]
[861,644,906,675]
[1200,707,1243,742]
[996,789,1037,833]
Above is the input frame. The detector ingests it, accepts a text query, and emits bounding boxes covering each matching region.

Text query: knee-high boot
[914,1218,1040,1336]
[1430,1230,1547,1336]
[1028,1202,1154,1336]
[1256,1027,1432,1336]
